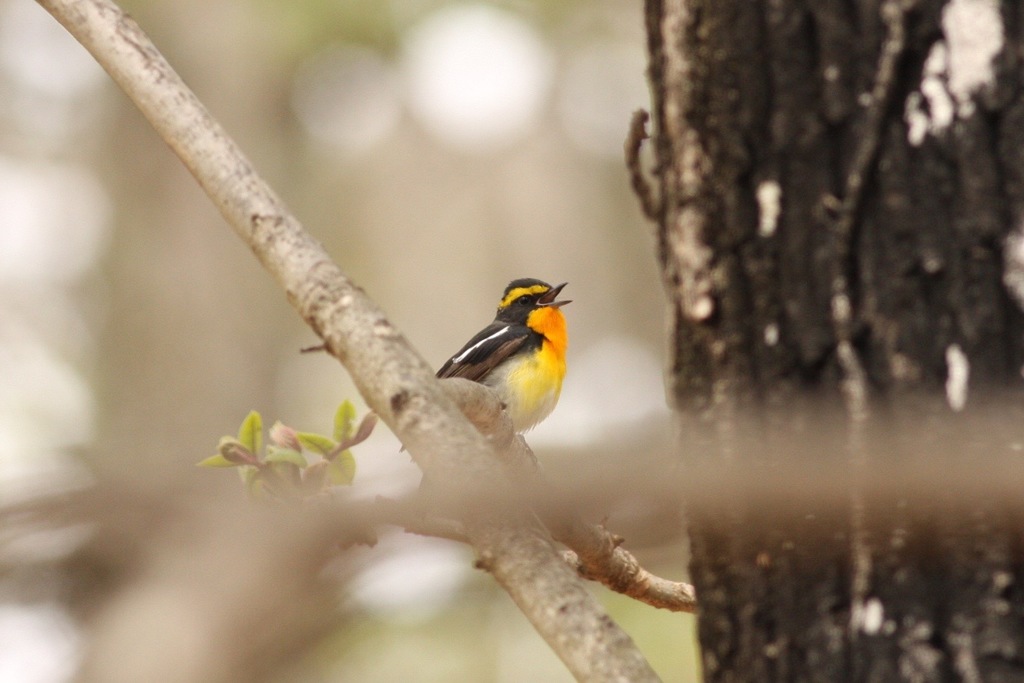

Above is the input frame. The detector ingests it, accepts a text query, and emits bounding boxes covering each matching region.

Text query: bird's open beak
[537,282,571,308]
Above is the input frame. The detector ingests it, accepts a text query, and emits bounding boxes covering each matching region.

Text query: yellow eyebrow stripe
[500,285,550,308]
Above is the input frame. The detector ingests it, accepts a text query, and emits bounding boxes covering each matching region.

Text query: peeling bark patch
[1002,227,1024,310]
[756,180,782,237]
[905,44,954,145]
[250,213,286,245]
[905,0,1003,146]
[942,0,1003,117]
[390,389,410,415]
[670,206,715,321]
[945,344,970,412]
[373,317,398,339]
[861,597,884,635]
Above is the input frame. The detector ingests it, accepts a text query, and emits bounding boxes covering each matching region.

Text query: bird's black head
[495,279,571,323]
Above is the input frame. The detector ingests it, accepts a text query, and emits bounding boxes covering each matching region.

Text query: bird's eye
[517,295,532,305]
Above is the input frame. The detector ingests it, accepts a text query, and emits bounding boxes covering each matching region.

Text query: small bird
[437,279,571,432]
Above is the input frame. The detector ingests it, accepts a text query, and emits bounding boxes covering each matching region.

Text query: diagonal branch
[35,1,662,681]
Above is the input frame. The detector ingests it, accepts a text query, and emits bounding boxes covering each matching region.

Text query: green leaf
[265,446,307,468]
[218,436,256,465]
[326,451,356,486]
[237,410,263,455]
[333,400,357,443]
[297,431,336,456]
[197,453,237,468]
[338,413,378,450]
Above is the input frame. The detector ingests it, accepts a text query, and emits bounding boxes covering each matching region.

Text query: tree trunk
[642,1,1024,680]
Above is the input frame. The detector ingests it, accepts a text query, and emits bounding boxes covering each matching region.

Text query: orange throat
[528,306,568,361]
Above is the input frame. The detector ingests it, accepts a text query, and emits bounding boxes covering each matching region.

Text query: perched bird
[437,279,571,432]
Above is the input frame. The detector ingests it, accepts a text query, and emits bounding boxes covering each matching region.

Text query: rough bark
[644,0,1024,680]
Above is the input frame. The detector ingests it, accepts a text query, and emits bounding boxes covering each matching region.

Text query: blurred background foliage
[0,0,697,680]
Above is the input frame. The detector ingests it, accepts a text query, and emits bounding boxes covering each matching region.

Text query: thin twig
[558,523,697,613]
[625,109,662,220]
[827,0,908,638]
[828,0,907,422]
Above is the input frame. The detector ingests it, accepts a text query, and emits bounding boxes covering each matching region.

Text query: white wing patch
[451,326,510,364]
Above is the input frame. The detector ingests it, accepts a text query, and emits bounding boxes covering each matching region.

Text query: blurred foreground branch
[377,491,697,614]
[35,0,662,681]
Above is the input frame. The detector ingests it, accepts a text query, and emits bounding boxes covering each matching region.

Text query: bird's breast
[488,341,566,432]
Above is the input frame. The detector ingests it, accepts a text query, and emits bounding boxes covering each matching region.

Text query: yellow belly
[486,342,566,432]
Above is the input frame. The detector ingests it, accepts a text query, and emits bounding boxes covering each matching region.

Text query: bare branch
[558,522,697,614]
[563,547,696,613]
[35,1,661,681]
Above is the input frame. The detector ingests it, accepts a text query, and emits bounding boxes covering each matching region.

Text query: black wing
[437,322,534,383]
